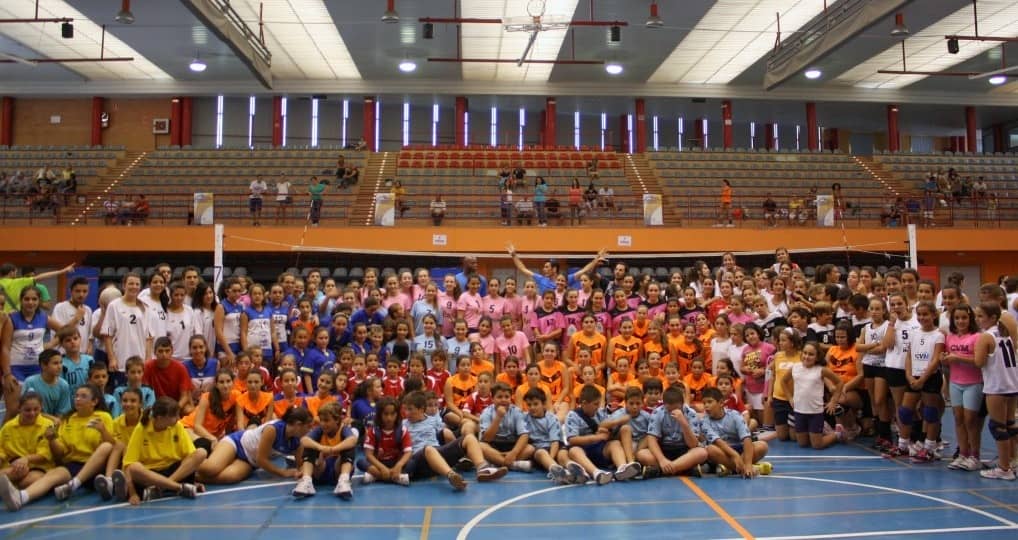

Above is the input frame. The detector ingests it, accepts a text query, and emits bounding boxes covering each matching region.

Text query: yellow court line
[966,490,1018,516]
[421,506,433,540]
[680,476,755,540]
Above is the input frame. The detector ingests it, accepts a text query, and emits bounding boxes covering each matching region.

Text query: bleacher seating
[114,148,367,223]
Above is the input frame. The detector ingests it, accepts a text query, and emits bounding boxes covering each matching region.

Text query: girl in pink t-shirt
[943,304,984,471]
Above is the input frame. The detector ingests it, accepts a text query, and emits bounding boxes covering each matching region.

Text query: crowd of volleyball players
[1,246,1017,511]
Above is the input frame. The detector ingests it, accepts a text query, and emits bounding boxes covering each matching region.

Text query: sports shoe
[446,471,466,491]
[845,426,862,441]
[455,457,474,472]
[835,424,846,442]
[511,460,533,473]
[0,474,23,511]
[641,465,661,480]
[716,464,730,477]
[396,473,411,486]
[548,464,570,484]
[53,483,72,502]
[94,475,113,501]
[614,462,641,481]
[872,437,893,452]
[909,442,924,457]
[566,461,590,484]
[980,467,1016,481]
[911,448,936,463]
[961,456,983,472]
[334,476,353,499]
[178,483,198,499]
[292,476,316,498]
[476,465,508,482]
[947,456,966,470]
[883,446,907,458]
[594,470,614,485]
[688,464,703,478]
[111,470,128,501]
[754,462,773,476]
[141,486,162,502]
[361,471,376,485]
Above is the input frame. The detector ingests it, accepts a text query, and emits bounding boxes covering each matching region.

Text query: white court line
[720,525,1018,540]
[456,484,575,540]
[763,456,883,460]
[0,480,291,531]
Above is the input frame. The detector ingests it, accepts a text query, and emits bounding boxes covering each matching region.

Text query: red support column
[545,97,557,148]
[764,123,775,151]
[619,114,629,153]
[169,97,182,147]
[538,109,546,147]
[181,97,193,147]
[0,97,12,147]
[805,102,818,151]
[454,96,467,148]
[272,96,283,148]
[887,104,900,153]
[363,96,376,152]
[634,98,647,153]
[90,97,104,146]
[965,106,977,153]
[721,100,733,149]
[994,124,1006,153]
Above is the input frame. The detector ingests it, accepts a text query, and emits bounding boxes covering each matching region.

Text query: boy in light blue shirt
[478,382,532,472]
[524,387,569,482]
[701,387,772,478]
[563,384,641,485]
[637,386,710,477]
[22,349,72,418]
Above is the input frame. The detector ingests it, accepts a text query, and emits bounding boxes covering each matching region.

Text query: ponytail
[140,397,180,427]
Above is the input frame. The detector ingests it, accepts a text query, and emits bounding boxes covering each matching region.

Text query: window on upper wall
[600,113,607,151]
[574,111,580,150]
[652,115,659,151]
[280,97,288,147]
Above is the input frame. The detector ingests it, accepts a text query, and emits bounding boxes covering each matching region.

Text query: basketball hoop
[502,14,571,32]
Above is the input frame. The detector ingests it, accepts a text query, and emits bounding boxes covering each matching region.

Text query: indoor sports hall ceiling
[1,0,1017,106]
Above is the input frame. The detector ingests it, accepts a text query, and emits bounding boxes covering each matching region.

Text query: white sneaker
[566,461,590,484]
[961,456,983,472]
[909,442,923,457]
[291,476,316,498]
[361,471,376,485]
[980,467,1016,481]
[511,460,533,473]
[548,464,570,484]
[53,483,72,502]
[476,465,508,482]
[947,456,965,470]
[93,475,113,501]
[0,474,23,511]
[594,470,614,485]
[334,476,352,500]
[614,462,641,481]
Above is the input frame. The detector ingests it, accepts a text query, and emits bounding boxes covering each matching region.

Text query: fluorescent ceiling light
[0,0,170,80]
[605,62,623,75]
[989,75,1007,85]
[837,0,1018,89]
[399,60,416,72]
[460,0,580,82]
[189,58,207,72]
[649,0,826,85]
[804,68,821,79]
[229,0,361,80]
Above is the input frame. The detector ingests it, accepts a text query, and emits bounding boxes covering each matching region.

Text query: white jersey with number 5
[982,326,1018,395]
[885,317,921,371]
[907,328,944,377]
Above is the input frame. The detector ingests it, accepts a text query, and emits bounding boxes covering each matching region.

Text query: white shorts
[747,391,764,410]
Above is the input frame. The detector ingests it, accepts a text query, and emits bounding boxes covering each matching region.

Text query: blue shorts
[224,431,251,464]
[794,412,826,434]
[64,461,85,477]
[660,443,690,461]
[11,365,40,381]
[215,342,243,356]
[949,382,984,411]
[579,441,612,469]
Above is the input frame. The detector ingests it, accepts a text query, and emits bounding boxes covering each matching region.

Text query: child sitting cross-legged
[636,386,709,478]
[561,384,642,485]
[701,387,772,478]
[478,382,534,472]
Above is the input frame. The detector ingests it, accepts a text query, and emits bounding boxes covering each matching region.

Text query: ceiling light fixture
[115,0,135,24]
[804,68,822,79]
[646,2,663,28]
[423,22,434,39]
[382,0,399,23]
[610,25,621,42]
[947,38,960,54]
[889,13,909,36]
[989,75,1007,85]
[399,59,416,72]
[61,22,73,39]
[189,54,207,72]
[605,62,623,75]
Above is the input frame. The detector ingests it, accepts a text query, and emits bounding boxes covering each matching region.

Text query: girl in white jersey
[165,282,195,359]
[881,293,922,458]
[902,301,945,463]
[190,282,217,360]
[101,274,153,383]
[139,273,168,344]
[974,302,1018,480]
[214,278,244,366]
[856,298,893,450]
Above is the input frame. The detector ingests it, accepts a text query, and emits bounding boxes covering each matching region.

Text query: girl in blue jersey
[197,406,312,484]
[214,278,245,366]
[241,284,277,366]
[4,286,60,381]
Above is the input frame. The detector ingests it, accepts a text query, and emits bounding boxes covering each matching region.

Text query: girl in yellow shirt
[96,387,143,501]
[0,384,114,511]
[123,397,208,505]
[0,394,55,510]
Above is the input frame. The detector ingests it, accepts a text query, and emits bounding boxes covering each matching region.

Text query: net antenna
[503,0,571,66]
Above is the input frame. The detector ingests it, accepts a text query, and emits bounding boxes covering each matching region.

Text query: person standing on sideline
[308,176,326,227]
[718,179,733,227]
[274,173,292,225]
[248,176,267,226]
[534,177,549,227]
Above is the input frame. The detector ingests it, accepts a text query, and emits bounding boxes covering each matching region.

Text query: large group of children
[2,245,1018,513]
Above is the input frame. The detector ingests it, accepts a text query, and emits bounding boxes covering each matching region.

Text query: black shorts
[486,440,516,453]
[905,372,943,394]
[771,398,793,426]
[133,461,195,491]
[278,196,293,205]
[660,443,690,461]
[578,440,612,469]
[249,198,263,211]
[794,413,826,434]
[881,367,908,388]
[407,437,467,479]
[863,364,882,379]
[64,461,85,477]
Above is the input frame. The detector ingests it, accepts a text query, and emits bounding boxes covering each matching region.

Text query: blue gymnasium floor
[2,414,1017,540]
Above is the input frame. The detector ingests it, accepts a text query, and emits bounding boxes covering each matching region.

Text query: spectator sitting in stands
[353,138,368,151]
[516,195,534,226]
[598,185,615,216]
[430,195,446,226]
[339,165,359,188]
[973,176,988,201]
[134,194,150,224]
[763,193,778,227]
[117,195,136,225]
[788,194,806,226]
[513,164,526,184]
[0,172,8,195]
[586,157,599,180]
[103,196,119,225]
[56,164,77,204]
[29,186,58,215]
[391,180,409,218]
[546,196,562,225]
[584,181,598,212]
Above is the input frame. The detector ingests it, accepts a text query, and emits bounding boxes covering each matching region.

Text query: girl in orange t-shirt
[514,362,552,411]
[538,341,571,422]
[607,357,639,411]
[444,355,477,412]
[695,313,715,373]
[669,321,704,376]
[567,314,608,369]
[572,363,605,406]
[304,371,339,422]
[683,358,715,413]
[272,368,307,419]
[632,305,651,342]
[644,321,668,364]
[496,355,524,394]
[608,319,642,373]
[645,351,668,387]
[183,370,239,441]
[237,370,274,429]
